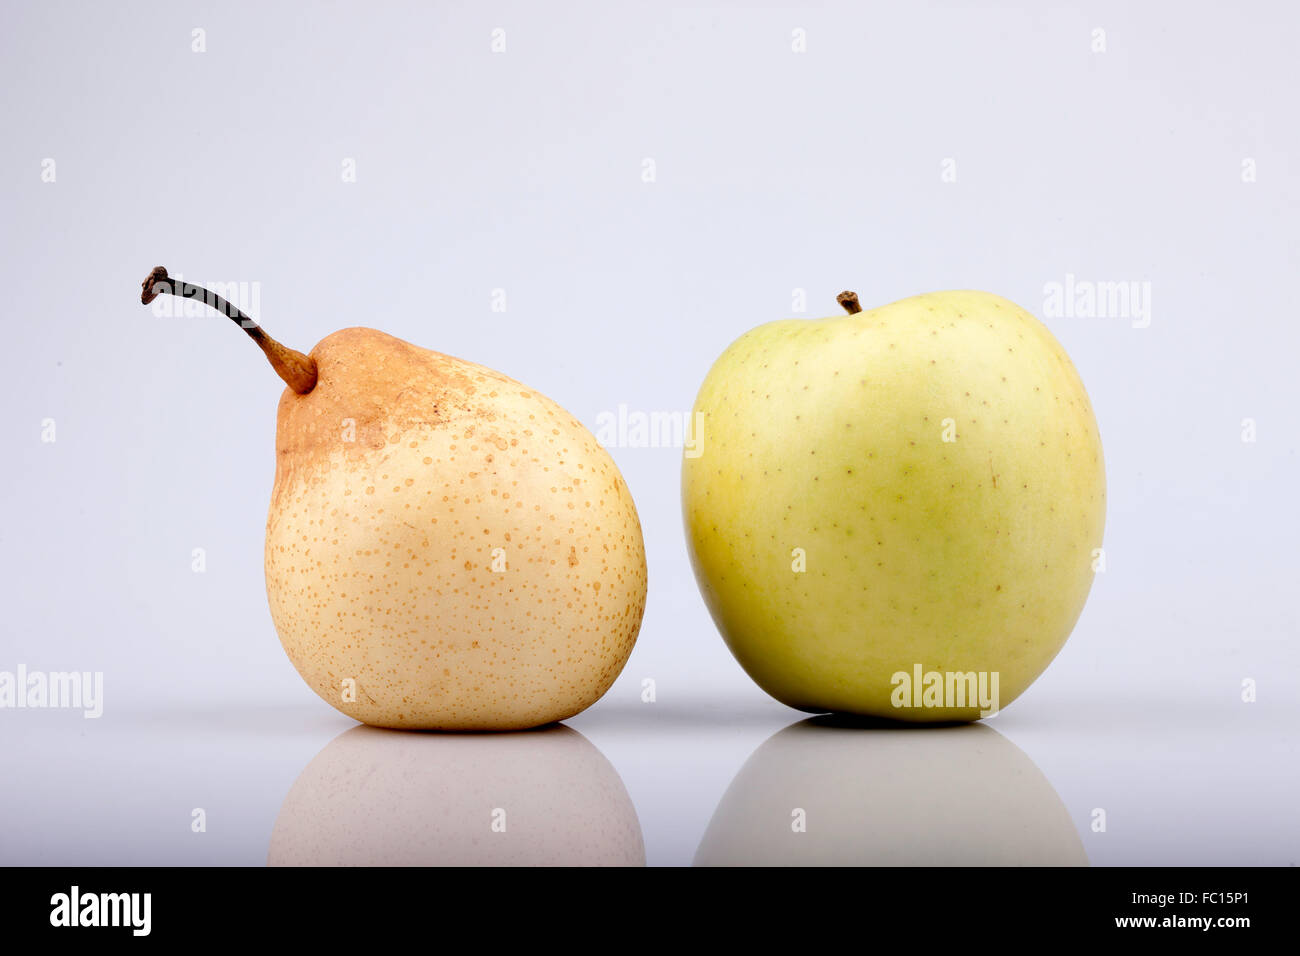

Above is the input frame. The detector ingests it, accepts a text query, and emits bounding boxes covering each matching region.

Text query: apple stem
[837,291,862,315]
[139,266,318,394]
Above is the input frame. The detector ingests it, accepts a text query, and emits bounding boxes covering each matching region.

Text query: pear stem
[837,291,862,315]
[139,266,318,394]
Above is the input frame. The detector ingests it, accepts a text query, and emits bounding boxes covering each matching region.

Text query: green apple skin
[682,291,1105,721]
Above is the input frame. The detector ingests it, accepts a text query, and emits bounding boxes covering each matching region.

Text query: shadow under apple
[268,724,644,866]
[694,717,1086,866]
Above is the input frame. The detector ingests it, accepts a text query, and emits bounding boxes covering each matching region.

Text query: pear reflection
[269,724,644,866]
[695,718,1086,866]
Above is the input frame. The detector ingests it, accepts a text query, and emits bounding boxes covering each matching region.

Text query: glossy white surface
[1,681,1295,866]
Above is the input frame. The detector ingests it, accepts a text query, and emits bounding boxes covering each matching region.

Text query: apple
[695,717,1087,865]
[682,290,1105,720]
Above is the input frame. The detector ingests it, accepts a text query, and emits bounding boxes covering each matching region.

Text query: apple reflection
[269,724,644,866]
[695,717,1086,866]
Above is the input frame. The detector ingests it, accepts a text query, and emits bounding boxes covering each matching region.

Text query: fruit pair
[141,269,1103,729]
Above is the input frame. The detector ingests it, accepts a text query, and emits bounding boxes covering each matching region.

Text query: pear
[269,725,645,866]
[682,290,1105,721]
[141,267,646,730]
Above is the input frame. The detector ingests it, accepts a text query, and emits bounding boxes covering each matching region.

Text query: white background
[1,1,1297,865]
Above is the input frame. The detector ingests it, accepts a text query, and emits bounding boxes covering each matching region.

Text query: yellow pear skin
[266,328,647,730]
[139,266,644,732]
[682,291,1105,721]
